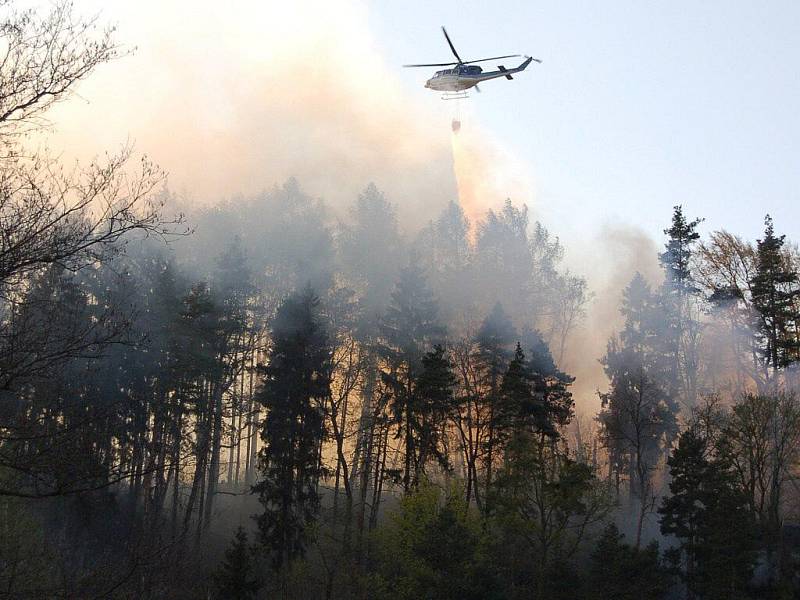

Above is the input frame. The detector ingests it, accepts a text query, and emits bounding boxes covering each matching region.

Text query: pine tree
[380,261,445,367]
[659,205,704,406]
[472,303,518,503]
[214,526,261,600]
[520,328,575,430]
[476,303,518,359]
[750,215,800,374]
[339,183,405,318]
[588,523,670,600]
[659,428,756,599]
[599,273,677,546]
[253,288,332,570]
[660,205,703,295]
[379,261,446,491]
[498,343,549,438]
[497,339,575,444]
[414,345,458,482]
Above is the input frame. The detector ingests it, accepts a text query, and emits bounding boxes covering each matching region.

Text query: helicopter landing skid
[441,91,469,100]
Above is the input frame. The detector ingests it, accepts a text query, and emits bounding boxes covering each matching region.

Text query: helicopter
[404,27,540,99]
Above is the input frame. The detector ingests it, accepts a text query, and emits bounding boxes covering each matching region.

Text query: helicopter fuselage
[425,57,533,92]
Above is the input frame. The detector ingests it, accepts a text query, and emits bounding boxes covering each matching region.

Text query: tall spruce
[750,215,800,375]
[213,526,261,600]
[498,344,553,439]
[599,273,677,547]
[659,428,756,599]
[253,288,332,570]
[414,345,458,483]
[660,205,703,294]
[379,261,445,491]
[520,328,575,431]
[659,205,704,406]
[587,523,670,600]
[494,338,574,451]
[448,303,518,508]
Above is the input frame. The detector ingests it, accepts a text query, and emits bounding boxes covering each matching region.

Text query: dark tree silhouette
[750,215,800,375]
[253,288,332,570]
[659,428,756,598]
[214,526,261,600]
[379,261,445,491]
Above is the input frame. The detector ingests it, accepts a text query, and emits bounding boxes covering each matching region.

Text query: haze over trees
[1,2,800,599]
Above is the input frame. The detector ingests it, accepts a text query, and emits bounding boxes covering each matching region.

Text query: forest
[1,3,800,599]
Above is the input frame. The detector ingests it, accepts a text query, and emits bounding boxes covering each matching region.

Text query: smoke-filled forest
[2,3,800,599]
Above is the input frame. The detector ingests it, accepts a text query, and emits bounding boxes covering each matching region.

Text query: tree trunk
[203,384,225,529]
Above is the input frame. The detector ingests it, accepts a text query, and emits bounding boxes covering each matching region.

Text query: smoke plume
[44,0,660,413]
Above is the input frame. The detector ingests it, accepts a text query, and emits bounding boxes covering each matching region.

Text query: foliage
[599,273,678,545]
[490,433,613,600]
[659,428,757,599]
[378,261,446,490]
[371,483,500,600]
[587,523,671,600]
[214,526,261,600]
[750,215,800,371]
[253,288,332,570]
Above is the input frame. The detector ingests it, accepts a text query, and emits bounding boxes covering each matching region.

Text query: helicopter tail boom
[516,56,535,71]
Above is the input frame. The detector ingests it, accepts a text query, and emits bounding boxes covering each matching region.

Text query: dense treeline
[2,3,800,599]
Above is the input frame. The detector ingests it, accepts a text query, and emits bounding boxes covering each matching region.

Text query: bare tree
[0,1,184,388]
[723,393,800,538]
[696,231,766,392]
[0,1,183,500]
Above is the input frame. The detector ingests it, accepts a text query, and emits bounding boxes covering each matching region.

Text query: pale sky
[370,0,800,243]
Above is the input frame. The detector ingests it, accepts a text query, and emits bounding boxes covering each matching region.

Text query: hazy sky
[370,0,800,243]
[46,1,799,247]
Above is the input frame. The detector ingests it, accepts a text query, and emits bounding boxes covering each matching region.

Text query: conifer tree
[498,343,552,438]
[520,328,575,430]
[588,523,670,600]
[659,428,756,598]
[660,205,703,295]
[339,183,405,318]
[599,273,677,546]
[659,205,704,406]
[414,345,458,483]
[379,261,445,491]
[253,288,332,570]
[214,526,261,600]
[750,215,800,374]
[473,303,518,501]
[492,338,575,459]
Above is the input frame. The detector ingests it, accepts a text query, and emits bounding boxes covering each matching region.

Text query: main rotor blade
[462,54,521,64]
[442,26,463,63]
[403,62,458,67]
